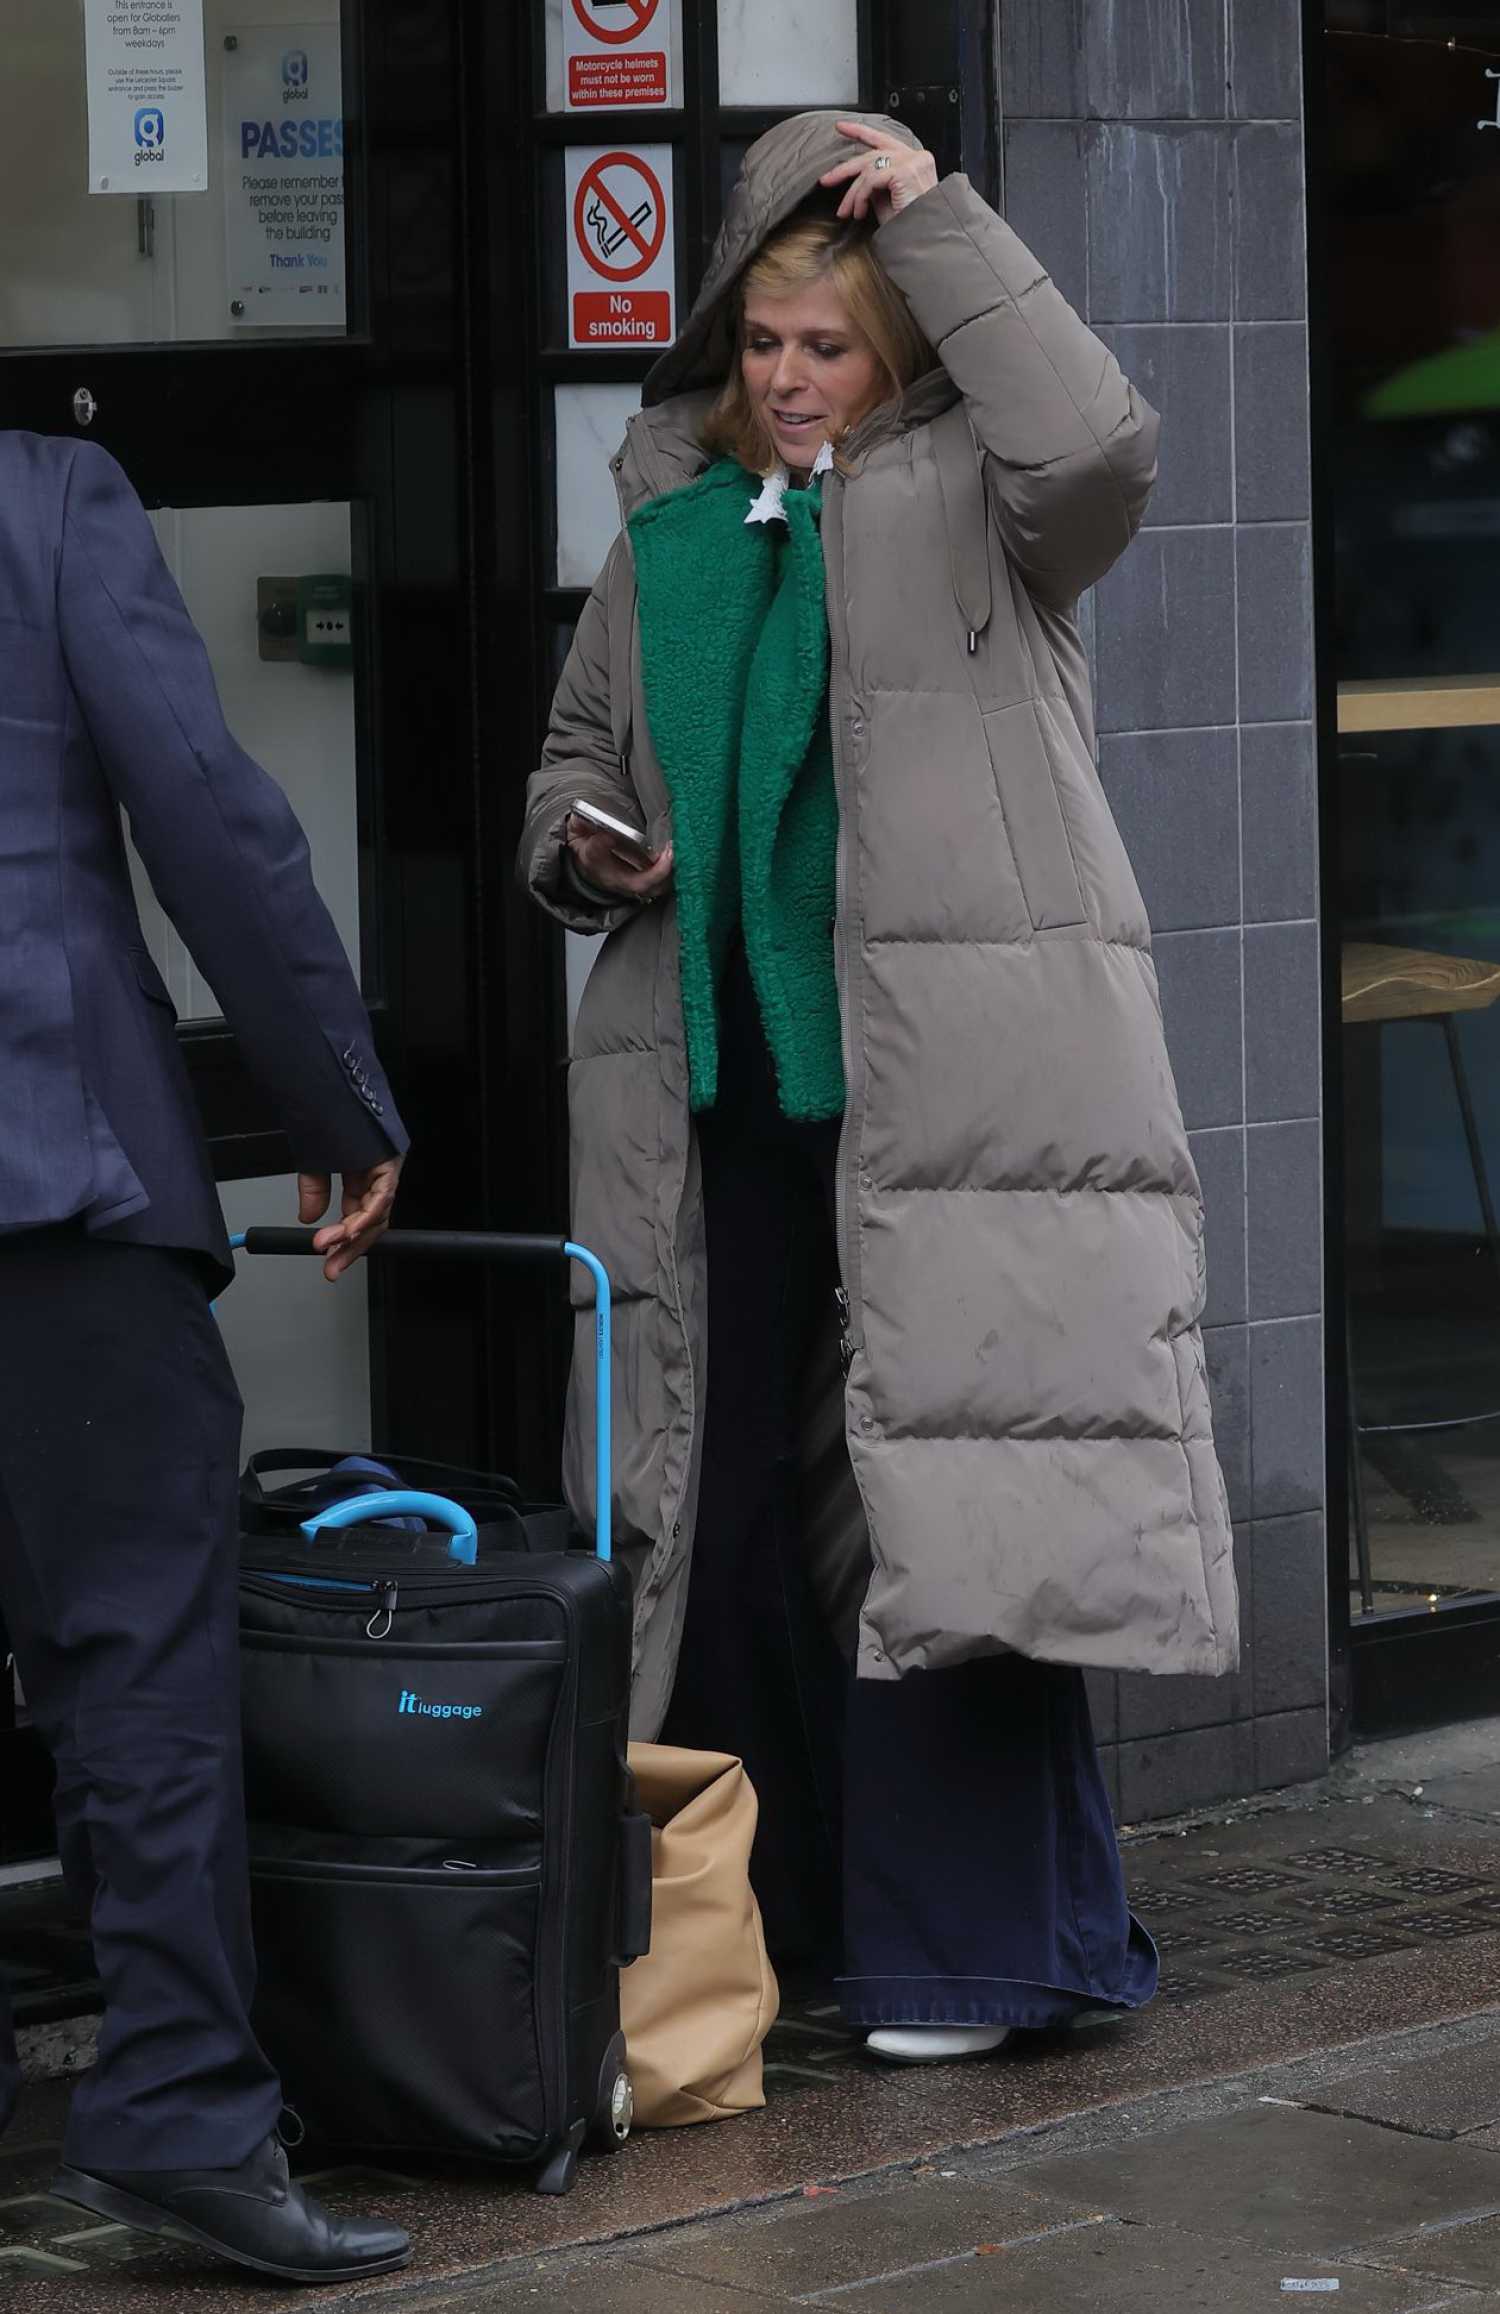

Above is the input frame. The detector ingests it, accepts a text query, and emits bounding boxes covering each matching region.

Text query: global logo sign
[282,49,311,102]
[133,109,165,166]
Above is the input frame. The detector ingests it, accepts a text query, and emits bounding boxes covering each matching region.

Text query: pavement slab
[1016,2102,1500,2258]
[795,2222,1470,2312]
[1301,2042,1500,2140]
[402,2270,788,2311]
[615,2175,1104,2298]
[1359,2209,1500,2289]
[1400,1767,1500,1823]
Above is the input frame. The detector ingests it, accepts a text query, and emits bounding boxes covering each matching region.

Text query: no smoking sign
[563,0,671,110]
[566,145,674,347]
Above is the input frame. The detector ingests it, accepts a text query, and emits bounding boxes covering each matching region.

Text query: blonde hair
[702,212,936,476]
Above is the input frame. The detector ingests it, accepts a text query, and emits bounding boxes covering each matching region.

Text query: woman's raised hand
[566,815,675,905]
[820,122,938,224]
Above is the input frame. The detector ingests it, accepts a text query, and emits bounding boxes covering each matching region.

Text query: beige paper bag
[621,1743,780,2126]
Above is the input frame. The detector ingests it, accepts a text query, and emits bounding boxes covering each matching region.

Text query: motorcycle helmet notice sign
[567,146,674,348]
[564,0,671,110]
[84,0,208,195]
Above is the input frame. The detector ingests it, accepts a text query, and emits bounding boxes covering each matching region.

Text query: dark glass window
[1328,12,1500,1622]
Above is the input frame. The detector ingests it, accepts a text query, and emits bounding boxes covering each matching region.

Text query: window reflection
[1329,13,1500,1619]
[0,0,349,350]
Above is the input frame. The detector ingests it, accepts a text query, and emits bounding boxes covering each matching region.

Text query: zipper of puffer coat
[610,408,701,1604]
[821,466,895,1666]
[819,453,879,1453]
[821,473,862,1384]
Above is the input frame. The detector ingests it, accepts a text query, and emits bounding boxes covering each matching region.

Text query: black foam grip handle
[615,1810,655,1966]
[241,1228,570,1264]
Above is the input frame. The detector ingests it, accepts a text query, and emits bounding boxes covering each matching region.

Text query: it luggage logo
[397,1689,483,1722]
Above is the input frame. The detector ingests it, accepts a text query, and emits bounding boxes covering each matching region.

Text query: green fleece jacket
[628,459,844,1124]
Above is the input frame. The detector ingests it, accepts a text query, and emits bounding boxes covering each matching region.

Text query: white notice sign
[563,0,672,111]
[223,27,346,329]
[566,145,674,349]
[85,0,208,196]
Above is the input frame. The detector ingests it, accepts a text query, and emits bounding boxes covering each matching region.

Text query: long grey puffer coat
[521,112,1239,1739]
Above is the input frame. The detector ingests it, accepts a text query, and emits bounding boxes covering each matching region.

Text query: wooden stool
[1342,942,1500,1611]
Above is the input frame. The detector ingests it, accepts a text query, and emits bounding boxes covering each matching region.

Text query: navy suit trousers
[663,949,1158,2028]
[0,1228,282,2169]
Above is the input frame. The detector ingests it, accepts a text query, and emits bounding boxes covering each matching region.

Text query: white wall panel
[136,502,359,1023]
[555,382,641,587]
[716,0,859,107]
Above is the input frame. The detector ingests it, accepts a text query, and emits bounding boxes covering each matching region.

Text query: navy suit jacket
[0,432,407,1281]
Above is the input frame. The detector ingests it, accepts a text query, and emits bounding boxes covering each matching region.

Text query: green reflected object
[1365,331,1500,419]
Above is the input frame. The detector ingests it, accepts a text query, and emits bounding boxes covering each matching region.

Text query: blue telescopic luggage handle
[231,1229,612,1563]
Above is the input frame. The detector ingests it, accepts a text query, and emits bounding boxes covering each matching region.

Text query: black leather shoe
[50,2135,411,2284]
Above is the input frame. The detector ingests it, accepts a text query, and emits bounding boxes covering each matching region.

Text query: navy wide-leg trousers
[0,1227,282,2169]
[663,950,1157,2029]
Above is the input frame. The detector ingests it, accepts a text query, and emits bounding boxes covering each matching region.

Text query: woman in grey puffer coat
[521,113,1237,2063]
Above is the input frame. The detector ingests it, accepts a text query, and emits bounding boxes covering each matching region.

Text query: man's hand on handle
[298,1158,404,1281]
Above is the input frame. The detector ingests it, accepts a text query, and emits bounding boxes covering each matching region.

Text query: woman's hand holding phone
[566,809,675,904]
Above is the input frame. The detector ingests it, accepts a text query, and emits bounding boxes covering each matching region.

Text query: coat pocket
[129,946,178,1015]
[981,699,1089,932]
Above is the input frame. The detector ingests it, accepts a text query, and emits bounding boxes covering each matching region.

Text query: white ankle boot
[865,2025,1011,2065]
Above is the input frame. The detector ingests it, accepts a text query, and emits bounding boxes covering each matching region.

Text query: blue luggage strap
[228,1230,612,1562]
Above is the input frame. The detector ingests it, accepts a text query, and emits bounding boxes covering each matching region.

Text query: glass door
[1322,4,1500,1726]
[0,0,519,1858]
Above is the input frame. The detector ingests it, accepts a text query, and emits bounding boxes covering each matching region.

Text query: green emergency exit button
[296,574,353,669]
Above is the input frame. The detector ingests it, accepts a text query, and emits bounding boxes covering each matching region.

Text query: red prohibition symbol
[571,0,660,44]
[574,151,667,283]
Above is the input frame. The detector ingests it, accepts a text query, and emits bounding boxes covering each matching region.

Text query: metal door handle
[72,388,98,428]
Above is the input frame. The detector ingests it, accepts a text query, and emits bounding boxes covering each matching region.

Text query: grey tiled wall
[998,0,1326,1819]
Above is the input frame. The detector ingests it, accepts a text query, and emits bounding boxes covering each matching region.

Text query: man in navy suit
[0,433,411,2282]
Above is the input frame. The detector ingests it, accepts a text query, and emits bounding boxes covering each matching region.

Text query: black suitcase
[235,1228,652,2195]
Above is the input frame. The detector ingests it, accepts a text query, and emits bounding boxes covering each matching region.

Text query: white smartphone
[571,797,657,866]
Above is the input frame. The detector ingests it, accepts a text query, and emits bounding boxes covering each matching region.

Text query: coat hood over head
[641,110,924,409]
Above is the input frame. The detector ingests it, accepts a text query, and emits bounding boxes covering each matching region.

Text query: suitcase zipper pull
[366,1580,398,1639]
